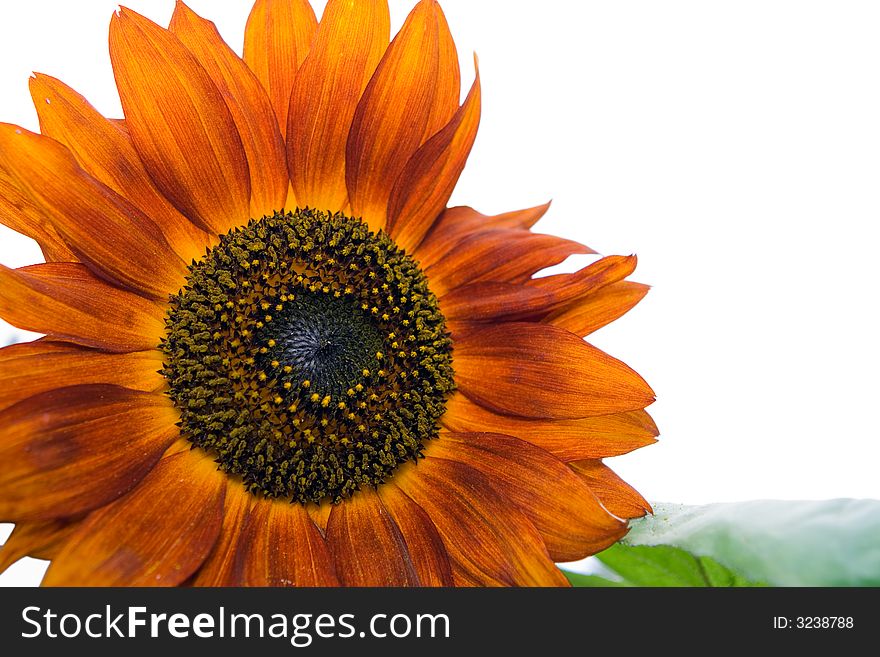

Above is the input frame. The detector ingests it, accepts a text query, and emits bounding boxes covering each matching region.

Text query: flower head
[0,0,657,586]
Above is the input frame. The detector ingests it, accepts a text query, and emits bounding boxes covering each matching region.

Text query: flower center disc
[161,209,454,504]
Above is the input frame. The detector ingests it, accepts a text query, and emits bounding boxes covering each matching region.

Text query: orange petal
[440,255,638,323]
[307,501,332,533]
[377,484,453,586]
[440,281,559,322]
[442,392,659,461]
[414,202,552,268]
[570,460,653,520]
[110,9,251,234]
[433,433,626,561]
[190,483,253,586]
[529,254,637,295]
[28,74,211,264]
[326,487,418,586]
[426,229,589,296]
[43,449,226,586]
[393,456,568,586]
[0,171,77,262]
[455,322,655,419]
[346,0,460,232]
[387,66,480,253]
[0,124,187,298]
[0,263,165,353]
[170,2,288,219]
[0,384,179,522]
[287,0,389,212]
[544,281,650,337]
[237,499,339,586]
[0,519,79,574]
[0,340,165,412]
[244,0,318,139]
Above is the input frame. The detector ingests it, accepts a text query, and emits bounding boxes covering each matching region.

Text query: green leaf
[562,570,629,587]
[564,543,764,587]
[624,500,880,586]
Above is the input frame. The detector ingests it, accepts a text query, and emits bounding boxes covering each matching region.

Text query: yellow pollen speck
[275,304,283,311]
[271,360,280,368]
[258,372,267,381]
[376,351,384,359]
[259,347,268,354]
[283,366,292,374]
[261,302,270,311]
[321,396,331,407]
[321,418,329,426]
[273,396,282,404]
[310,393,320,402]
[265,315,273,322]
[355,384,363,392]
[362,369,370,377]
[283,382,292,390]
[268,339,276,347]
[302,380,311,388]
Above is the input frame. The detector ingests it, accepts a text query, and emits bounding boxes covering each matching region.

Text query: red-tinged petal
[570,460,653,520]
[190,483,253,586]
[415,203,552,268]
[441,392,659,461]
[440,281,559,322]
[43,449,226,586]
[244,0,318,138]
[426,229,589,295]
[377,484,453,586]
[544,281,651,337]
[0,340,165,412]
[0,124,187,298]
[0,263,165,353]
[237,499,339,586]
[287,0,389,212]
[0,519,80,574]
[326,487,419,586]
[387,66,480,253]
[433,433,626,561]
[455,322,655,419]
[346,0,460,232]
[528,254,637,296]
[393,457,568,587]
[440,255,638,323]
[110,9,251,234]
[29,74,212,264]
[0,384,180,522]
[0,171,77,262]
[170,2,288,218]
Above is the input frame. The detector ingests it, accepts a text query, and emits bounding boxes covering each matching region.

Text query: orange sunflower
[0,0,657,586]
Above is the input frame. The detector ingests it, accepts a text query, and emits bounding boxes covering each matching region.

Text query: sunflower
[0,0,657,587]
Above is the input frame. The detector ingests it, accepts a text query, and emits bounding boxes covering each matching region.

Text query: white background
[1,1,879,585]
